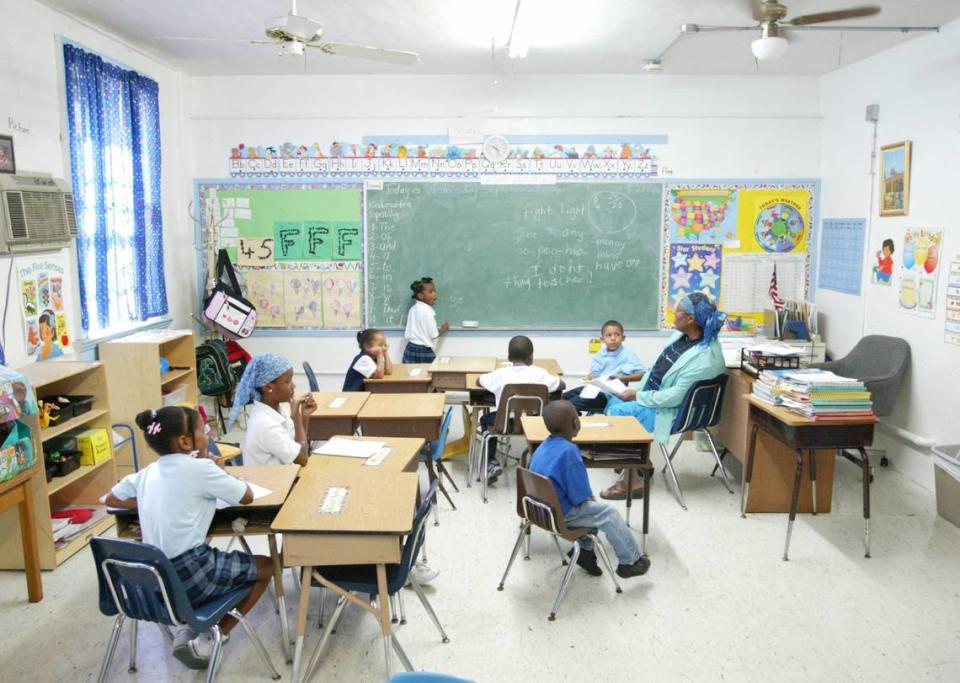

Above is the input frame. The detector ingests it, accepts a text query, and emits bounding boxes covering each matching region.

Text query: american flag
[769,264,785,311]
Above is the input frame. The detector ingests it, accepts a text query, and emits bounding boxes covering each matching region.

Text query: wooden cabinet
[99,330,198,477]
[0,361,118,569]
[712,369,836,513]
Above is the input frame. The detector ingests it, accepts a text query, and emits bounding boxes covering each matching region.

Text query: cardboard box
[77,428,112,466]
[934,464,960,529]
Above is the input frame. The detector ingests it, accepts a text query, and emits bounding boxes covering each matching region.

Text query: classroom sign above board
[366,182,663,330]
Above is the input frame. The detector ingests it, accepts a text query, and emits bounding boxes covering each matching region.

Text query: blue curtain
[63,43,167,334]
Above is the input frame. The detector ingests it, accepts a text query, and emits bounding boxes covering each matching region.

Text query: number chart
[196,181,364,330]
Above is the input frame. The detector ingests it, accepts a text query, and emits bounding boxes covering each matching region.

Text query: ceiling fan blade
[156,36,269,44]
[311,42,420,65]
[787,6,881,26]
[681,23,757,33]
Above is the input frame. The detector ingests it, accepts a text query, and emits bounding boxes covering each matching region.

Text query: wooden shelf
[54,513,115,566]
[38,409,109,442]
[161,368,193,386]
[46,457,115,496]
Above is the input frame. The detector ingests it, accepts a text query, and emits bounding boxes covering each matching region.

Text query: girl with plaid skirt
[402,276,449,363]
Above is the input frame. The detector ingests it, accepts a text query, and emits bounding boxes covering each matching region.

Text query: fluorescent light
[751,35,788,60]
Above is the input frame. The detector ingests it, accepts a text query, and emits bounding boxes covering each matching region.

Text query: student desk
[740,395,876,560]
[496,358,565,376]
[520,415,653,554]
[428,356,497,390]
[112,464,300,661]
[364,364,432,394]
[307,392,370,440]
[272,440,423,681]
[357,393,445,441]
[714,369,837,513]
[0,465,43,602]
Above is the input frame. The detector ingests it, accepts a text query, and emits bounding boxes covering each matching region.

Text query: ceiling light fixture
[750,23,788,61]
[642,59,663,73]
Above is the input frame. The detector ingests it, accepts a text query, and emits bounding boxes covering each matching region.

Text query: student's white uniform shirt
[111,454,247,558]
[478,364,561,409]
[352,354,378,377]
[404,300,439,349]
[244,400,301,466]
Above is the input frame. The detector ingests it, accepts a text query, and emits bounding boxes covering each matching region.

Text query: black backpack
[196,339,234,396]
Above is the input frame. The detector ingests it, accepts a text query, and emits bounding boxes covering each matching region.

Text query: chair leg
[390,632,414,672]
[97,614,125,683]
[409,578,450,643]
[227,609,282,680]
[128,619,138,673]
[204,626,224,683]
[437,479,457,511]
[432,500,441,527]
[317,587,326,629]
[438,461,460,493]
[303,596,347,683]
[703,430,734,494]
[497,522,530,590]
[480,433,492,503]
[390,593,399,624]
[550,543,582,621]
[590,534,623,594]
[659,440,687,510]
[552,535,569,566]
[398,587,407,625]
[291,566,301,591]
[156,623,175,645]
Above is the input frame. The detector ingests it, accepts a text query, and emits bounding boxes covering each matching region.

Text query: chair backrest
[430,408,454,462]
[834,335,910,417]
[302,361,320,392]
[395,479,440,584]
[90,537,193,627]
[494,384,549,435]
[516,467,574,536]
[670,373,728,435]
[389,673,474,683]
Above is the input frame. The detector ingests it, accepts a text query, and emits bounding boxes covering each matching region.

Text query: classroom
[1,1,959,681]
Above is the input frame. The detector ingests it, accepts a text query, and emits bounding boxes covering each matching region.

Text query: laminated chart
[818,218,866,295]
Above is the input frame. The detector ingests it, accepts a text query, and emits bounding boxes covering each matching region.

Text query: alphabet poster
[16,252,74,361]
[898,228,942,318]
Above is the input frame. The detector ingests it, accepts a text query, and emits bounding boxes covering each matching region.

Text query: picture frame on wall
[0,135,15,174]
[879,140,911,216]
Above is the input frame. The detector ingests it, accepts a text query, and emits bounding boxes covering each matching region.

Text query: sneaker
[172,630,228,670]
[486,461,503,485]
[406,561,439,586]
[567,546,602,577]
[616,555,652,579]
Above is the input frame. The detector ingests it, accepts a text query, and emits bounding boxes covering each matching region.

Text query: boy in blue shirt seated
[563,320,645,414]
[529,400,650,578]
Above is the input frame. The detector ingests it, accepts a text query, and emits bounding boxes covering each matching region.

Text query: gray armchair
[812,335,910,417]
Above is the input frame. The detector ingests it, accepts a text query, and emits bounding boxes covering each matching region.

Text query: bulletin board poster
[663,244,722,326]
[898,228,943,318]
[198,182,364,331]
[661,183,815,332]
[16,252,73,361]
[945,255,960,346]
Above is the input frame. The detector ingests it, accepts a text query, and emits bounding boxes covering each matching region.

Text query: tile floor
[2,441,959,682]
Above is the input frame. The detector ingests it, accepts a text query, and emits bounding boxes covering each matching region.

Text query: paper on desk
[328,397,347,408]
[313,437,385,458]
[363,447,393,467]
[409,367,423,377]
[217,482,273,509]
[581,421,611,428]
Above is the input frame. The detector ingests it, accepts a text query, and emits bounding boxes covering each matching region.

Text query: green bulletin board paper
[218,188,362,236]
[334,222,362,260]
[273,221,303,261]
[366,182,663,330]
[303,221,332,260]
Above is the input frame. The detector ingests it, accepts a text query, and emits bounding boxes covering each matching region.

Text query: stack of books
[750,368,794,406]
[776,369,874,420]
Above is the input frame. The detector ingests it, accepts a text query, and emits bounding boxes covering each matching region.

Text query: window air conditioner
[0,174,78,253]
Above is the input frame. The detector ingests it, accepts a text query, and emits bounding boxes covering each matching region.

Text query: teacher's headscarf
[678,292,727,346]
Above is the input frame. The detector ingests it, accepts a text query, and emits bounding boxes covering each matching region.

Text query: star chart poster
[663,244,721,326]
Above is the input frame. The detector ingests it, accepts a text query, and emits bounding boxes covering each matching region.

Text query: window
[62,42,167,337]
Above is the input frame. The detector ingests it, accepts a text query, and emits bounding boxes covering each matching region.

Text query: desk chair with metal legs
[90,537,280,683]
[659,374,732,510]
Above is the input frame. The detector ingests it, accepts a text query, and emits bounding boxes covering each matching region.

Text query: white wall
[184,73,822,387]
[0,0,193,369]
[818,20,960,489]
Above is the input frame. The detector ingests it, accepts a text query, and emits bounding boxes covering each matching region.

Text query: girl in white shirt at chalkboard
[402,277,450,363]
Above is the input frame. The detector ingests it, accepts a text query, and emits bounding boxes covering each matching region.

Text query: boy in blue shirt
[529,400,650,578]
[563,320,645,414]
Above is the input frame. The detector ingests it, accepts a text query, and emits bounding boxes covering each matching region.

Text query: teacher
[600,292,727,500]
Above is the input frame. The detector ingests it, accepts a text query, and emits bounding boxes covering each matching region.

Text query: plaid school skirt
[402,342,436,364]
[171,544,257,606]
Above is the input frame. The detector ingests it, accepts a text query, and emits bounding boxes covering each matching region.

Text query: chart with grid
[818,218,866,295]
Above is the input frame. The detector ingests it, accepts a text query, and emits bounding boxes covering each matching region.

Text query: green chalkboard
[366,182,663,330]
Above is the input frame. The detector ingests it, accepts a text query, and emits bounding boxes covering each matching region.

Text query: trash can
[933,444,960,529]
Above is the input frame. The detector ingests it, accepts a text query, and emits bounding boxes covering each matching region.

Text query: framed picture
[880,140,911,216]
[0,135,15,174]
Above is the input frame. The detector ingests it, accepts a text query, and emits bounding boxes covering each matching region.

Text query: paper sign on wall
[898,228,942,318]
[945,256,960,346]
[16,253,74,362]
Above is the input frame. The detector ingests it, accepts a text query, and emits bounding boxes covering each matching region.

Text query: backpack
[196,339,234,396]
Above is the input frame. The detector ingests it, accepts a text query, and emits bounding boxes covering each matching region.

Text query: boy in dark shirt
[529,400,650,578]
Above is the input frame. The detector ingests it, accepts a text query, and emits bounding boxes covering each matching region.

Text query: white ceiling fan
[158,0,419,66]
[677,1,939,62]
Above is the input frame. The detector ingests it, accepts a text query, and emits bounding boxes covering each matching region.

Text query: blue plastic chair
[659,373,732,509]
[390,673,475,683]
[90,537,280,683]
[419,408,459,518]
[302,361,320,392]
[303,480,447,679]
